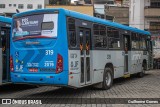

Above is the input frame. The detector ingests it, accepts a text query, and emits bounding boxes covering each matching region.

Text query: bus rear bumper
[11,72,68,85]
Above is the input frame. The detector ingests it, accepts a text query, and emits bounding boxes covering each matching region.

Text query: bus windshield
[12,13,58,41]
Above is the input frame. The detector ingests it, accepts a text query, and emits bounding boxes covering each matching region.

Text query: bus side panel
[130,51,137,74]
[92,50,124,84]
[130,51,143,74]
[128,51,132,74]
[142,51,149,70]
[137,51,144,72]
[68,50,81,88]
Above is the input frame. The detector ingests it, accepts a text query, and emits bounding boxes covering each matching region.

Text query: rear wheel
[137,65,146,78]
[102,68,113,90]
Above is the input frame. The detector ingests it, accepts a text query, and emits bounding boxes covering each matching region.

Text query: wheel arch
[105,63,114,76]
[142,59,147,70]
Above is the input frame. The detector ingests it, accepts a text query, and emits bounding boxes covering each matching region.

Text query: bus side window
[93,24,107,48]
[68,18,76,48]
[139,35,143,49]
[131,33,135,49]
[69,31,76,47]
[140,35,147,50]
[107,27,120,49]
[131,33,139,50]
[136,34,140,50]
[144,36,147,50]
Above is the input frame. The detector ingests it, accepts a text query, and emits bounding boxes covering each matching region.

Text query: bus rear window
[42,22,54,30]
[12,14,58,41]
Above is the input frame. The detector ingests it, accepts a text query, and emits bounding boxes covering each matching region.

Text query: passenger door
[123,35,130,74]
[78,28,91,85]
[148,40,153,69]
[135,35,142,73]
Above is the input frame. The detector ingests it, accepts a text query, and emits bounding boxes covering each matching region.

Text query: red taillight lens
[10,56,14,72]
[56,54,63,73]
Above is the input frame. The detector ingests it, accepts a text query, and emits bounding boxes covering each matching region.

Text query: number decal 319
[45,50,54,55]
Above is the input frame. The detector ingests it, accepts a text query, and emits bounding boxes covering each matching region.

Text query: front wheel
[137,66,145,78]
[102,68,113,90]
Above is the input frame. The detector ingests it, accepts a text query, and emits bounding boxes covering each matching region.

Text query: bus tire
[102,68,113,90]
[137,66,145,78]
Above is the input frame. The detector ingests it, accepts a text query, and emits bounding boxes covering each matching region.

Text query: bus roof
[0,16,12,24]
[13,8,151,36]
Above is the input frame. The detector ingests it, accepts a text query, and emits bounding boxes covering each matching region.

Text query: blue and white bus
[10,8,153,89]
[0,16,12,85]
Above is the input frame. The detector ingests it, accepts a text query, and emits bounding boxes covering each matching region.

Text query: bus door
[148,39,153,69]
[78,28,91,85]
[0,27,10,82]
[123,35,130,74]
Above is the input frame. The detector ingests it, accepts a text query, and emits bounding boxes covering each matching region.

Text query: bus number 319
[45,50,54,55]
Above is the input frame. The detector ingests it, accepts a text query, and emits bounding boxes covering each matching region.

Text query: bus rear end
[10,9,69,86]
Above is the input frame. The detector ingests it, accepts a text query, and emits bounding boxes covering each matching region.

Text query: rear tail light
[10,56,14,72]
[56,54,63,73]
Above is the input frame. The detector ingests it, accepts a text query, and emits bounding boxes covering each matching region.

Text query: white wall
[144,0,151,30]
[129,0,145,30]
[129,0,152,30]
[94,4,105,14]
[0,0,49,14]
